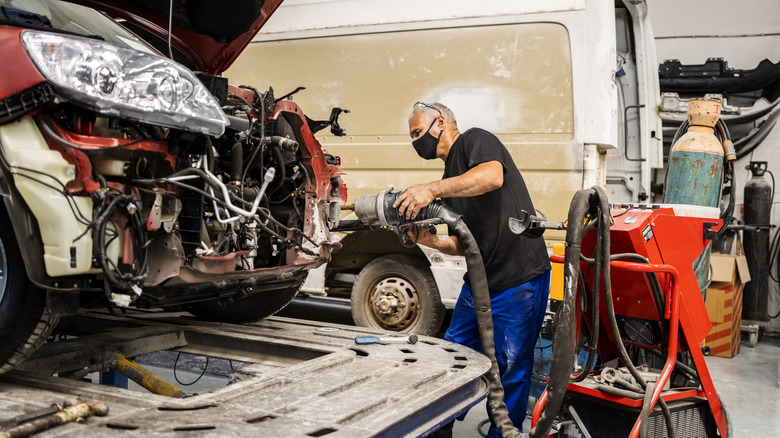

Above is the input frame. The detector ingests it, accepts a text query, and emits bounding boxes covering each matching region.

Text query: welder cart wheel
[0,216,59,374]
[186,281,303,323]
[742,324,760,348]
[351,255,445,336]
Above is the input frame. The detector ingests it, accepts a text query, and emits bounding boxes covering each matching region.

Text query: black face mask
[412,118,442,160]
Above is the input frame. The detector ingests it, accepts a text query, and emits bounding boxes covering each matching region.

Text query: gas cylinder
[664,98,725,293]
[743,161,771,322]
[664,98,724,207]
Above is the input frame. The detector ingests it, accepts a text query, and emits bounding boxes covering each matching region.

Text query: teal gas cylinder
[664,99,724,207]
[664,98,724,293]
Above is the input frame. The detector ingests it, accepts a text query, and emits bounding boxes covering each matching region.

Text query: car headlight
[21,31,228,136]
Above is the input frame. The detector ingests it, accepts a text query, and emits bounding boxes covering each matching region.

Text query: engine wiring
[91,191,150,291]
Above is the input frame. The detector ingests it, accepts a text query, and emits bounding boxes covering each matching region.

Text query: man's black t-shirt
[443,128,550,292]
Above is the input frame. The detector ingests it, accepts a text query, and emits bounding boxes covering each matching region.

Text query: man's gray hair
[410,102,457,126]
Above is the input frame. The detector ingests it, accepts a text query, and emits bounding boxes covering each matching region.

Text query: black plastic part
[702,222,720,241]
[178,180,206,258]
[230,140,244,181]
[306,107,351,137]
[226,114,251,132]
[195,73,229,105]
[1,6,52,27]
[331,220,371,232]
[659,58,780,95]
[276,86,306,102]
[0,83,55,125]
[46,289,79,316]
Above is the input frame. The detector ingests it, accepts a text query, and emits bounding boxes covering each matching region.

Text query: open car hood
[67,0,284,74]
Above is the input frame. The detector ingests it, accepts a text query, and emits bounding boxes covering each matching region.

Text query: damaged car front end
[0,0,347,372]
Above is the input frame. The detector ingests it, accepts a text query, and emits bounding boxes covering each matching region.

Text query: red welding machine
[537,205,728,438]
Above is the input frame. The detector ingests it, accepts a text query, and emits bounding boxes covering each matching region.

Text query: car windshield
[0,0,154,53]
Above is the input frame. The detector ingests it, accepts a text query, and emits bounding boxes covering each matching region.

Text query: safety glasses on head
[413,101,442,115]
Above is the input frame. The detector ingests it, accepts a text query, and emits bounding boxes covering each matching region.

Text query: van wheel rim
[367,276,420,330]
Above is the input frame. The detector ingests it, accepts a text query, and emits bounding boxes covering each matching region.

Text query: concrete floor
[450,333,780,437]
[705,333,780,437]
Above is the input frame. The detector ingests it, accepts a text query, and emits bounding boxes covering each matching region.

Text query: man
[394,102,550,436]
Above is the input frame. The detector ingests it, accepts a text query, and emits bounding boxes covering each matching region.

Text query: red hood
[66,0,284,75]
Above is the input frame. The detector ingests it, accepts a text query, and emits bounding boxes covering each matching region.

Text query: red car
[0,0,346,373]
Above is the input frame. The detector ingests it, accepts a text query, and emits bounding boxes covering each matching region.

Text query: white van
[226,0,662,335]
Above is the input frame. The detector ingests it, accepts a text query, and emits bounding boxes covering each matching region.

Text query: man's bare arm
[413,230,464,256]
[394,160,503,219]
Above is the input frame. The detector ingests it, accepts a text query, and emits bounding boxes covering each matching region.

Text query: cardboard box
[704,254,751,358]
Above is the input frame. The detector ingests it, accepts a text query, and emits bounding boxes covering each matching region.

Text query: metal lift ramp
[0,311,490,437]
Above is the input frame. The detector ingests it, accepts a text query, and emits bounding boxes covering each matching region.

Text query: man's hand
[405,226,464,256]
[393,184,437,220]
[405,225,438,247]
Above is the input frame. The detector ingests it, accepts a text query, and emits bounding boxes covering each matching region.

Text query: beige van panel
[228,22,578,234]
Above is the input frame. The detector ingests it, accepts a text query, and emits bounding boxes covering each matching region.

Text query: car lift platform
[0,310,490,437]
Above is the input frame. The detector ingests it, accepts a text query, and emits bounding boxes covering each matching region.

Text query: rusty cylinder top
[669,98,724,155]
[687,98,721,128]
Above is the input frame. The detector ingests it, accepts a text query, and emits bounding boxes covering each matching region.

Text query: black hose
[589,186,675,438]
[450,215,573,438]
[452,218,518,436]
[734,105,780,159]
[354,190,580,437]
[373,193,572,438]
[597,384,644,399]
[610,253,667,341]
[230,140,243,182]
[267,143,286,196]
[522,189,593,437]
[571,217,601,383]
[642,347,698,382]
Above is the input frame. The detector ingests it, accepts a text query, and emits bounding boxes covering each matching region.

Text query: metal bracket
[702,221,720,241]
[508,210,565,237]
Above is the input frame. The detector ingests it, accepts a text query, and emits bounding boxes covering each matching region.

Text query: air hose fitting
[353,190,461,228]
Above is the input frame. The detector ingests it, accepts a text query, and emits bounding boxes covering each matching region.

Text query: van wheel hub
[369,277,419,326]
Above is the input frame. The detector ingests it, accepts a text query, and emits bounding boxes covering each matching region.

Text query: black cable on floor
[174,353,209,386]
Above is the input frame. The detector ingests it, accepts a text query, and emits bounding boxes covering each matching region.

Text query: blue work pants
[444,270,550,437]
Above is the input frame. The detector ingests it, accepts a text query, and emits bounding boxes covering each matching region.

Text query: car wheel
[351,255,445,336]
[186,281,303,323]
[0,217,59,374]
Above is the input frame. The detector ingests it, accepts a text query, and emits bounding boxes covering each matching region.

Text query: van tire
[351,255,445,336]
[0,219,59,374]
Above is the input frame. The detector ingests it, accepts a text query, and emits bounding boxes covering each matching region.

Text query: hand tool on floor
[0,402,108,438]
[355,334,418,345]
